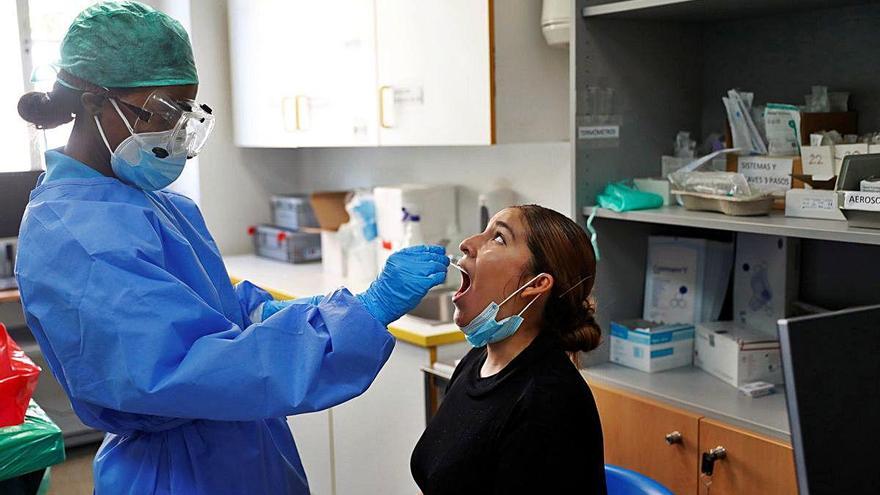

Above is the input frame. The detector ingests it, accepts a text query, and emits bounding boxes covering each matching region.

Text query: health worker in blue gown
[13,2,449,494]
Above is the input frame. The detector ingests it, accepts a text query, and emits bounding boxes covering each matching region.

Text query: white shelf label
[833,143,870,175]
[737,156,795,196]
[578,125,620,140]
[842,191,880,212]
[800,146,834,181]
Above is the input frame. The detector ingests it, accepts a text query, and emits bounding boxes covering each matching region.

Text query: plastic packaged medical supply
[596,182,663,212]
[764,104,801,156]
[0,400,65,482]
[674,131,696,158]
[0,324,40,428]
[669,171,753,198]
[723,90,767,155]
[337,190,379,283]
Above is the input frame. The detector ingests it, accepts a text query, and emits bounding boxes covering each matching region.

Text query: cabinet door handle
[379,86,395,128]
[295,95,310,131]
[700,446,727,476]
[664,431,683,445]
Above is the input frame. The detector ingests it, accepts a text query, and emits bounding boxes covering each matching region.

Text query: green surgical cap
[57,1,197,89]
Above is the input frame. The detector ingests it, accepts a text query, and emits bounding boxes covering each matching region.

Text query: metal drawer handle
[701,446,727,476]
[664,431,683,445]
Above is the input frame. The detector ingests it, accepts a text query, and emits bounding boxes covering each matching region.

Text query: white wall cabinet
[228,0,379,148]
[374,0,492,146]
[228,0,494,148]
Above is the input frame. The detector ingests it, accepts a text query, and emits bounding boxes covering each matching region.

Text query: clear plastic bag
[669,171,754,198]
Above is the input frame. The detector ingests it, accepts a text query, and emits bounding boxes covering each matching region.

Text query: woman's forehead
[490,208,525,231]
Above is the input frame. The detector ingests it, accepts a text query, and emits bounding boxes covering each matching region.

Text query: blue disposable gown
[15,150,395,494]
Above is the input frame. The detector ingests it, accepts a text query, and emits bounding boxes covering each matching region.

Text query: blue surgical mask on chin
[94,100,187,191]
[460,273,548,348]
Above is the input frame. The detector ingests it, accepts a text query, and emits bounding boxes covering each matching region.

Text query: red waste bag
[0,324,40,427]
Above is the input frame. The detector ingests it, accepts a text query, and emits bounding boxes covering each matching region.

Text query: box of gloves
[694,321,783,387]
[610,319,695,373]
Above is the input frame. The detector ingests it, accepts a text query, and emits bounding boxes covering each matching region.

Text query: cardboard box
[695,321,783,387]
[310,191,351,231]
[784,189,846,221]
[733,233,800,336]
[610,320,695,373]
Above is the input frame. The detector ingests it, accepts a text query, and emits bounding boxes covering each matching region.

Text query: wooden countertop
[224,255,465,348]
[0,289,20,304]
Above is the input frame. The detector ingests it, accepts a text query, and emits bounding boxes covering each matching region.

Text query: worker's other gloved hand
[357,245,449,326]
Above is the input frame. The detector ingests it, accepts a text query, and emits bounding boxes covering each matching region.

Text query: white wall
[188,0,572,255]
[495,0,570,143]
[190,0,275,254]
[258,143,572,236]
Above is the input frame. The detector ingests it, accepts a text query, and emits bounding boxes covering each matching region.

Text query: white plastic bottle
[402,213,424,248]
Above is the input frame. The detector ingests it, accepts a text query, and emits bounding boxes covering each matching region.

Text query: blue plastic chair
[605,465,674,495]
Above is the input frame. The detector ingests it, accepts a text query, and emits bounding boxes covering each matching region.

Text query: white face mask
[94,99,188,191]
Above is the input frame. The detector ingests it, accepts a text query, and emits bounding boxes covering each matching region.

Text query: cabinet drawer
[590,382,700,495]
[698,418,798,495]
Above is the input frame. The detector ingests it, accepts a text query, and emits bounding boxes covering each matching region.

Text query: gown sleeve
[16,200,395,422]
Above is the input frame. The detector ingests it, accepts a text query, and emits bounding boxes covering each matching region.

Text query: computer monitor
[0,171,42,238]
[778,305,880,495]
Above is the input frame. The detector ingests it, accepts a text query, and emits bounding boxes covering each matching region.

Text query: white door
[375,0,493,146]
[228,0,305,147]
[295,0,379,147]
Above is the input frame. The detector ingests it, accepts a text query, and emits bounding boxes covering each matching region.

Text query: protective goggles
[114,90,215,159]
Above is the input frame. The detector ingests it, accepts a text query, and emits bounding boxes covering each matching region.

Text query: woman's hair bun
[17,84,80,129]
[557,297,602,353]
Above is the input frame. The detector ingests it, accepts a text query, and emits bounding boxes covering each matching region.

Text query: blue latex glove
[357,245,450,326]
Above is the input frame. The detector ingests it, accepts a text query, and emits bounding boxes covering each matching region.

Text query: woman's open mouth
[453,269,472,302]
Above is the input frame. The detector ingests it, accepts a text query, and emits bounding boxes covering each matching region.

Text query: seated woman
[411,204,606,494]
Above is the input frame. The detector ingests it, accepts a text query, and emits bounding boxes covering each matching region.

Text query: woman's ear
[81,92,106,117]
[521,273,553,298]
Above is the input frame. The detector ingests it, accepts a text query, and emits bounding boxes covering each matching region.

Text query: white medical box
[733,233,800,337]
[610,320,695,373]
[634,178,672,205]
[694,321,783,387]
[373,184,458,267]
[784,189,846,221]
[320,230,346,277]
[643,236,733,326]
